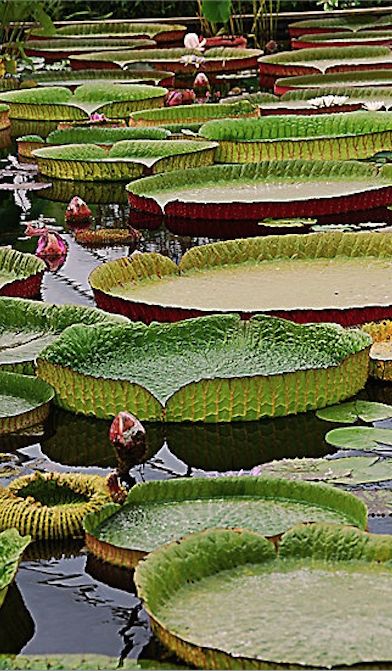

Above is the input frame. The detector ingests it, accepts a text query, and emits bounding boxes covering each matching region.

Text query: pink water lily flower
[89,112,107,123]
[184,32,206,50]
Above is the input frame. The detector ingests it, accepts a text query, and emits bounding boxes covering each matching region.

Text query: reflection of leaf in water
[317,401,392,424]
[326,427,392,453]
[261,455,392,485]
[13,182,31,213]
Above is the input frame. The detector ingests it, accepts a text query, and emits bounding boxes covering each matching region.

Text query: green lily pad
[0,371,54,435]
[37,314,370,422]
[325,426,392,452]
[135,524,392,669]
[83,476,366,568]
[260,455,392,485]
[0,529,30,611]
[316,400,392,423]
[0,297,125,374]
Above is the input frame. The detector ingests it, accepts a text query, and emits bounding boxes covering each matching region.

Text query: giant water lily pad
[258,45,392,86]
[276,71,392,94]
[316,400,392,423]
[126,160,392,223]
[0,84,167,121]
[260,455,392,485]
[84,477,366,568]
[350,488,392,516]
[33,140,217,182]
[0,529,30,611]
[326,426,392,452]
[69,47,262,75]
[0,248,45,299]
[0,297,126,373]
[135,524,392,669]
[0,655,188,669]
[289,15,392,38]
[23,68,175,89]
[129,101,257,130]
[30,21,187,44]
[25,37,156,60]
[293,30,392,50]
[0,371,54,434]
[198,111,392,163]
[90,229,392,326]
[36,314,370,422]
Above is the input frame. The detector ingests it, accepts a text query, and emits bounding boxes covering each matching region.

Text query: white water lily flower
[180,54,206,68]
[362,100,385,111]
[184,32,206,50]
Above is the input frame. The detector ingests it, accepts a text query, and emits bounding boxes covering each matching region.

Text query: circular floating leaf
[84,476,366,568]
[0,371,54,434]
[326,426,392,452]
[0,472,111,540]
[135,525,392,669]
[316,400,392,423]
[260,455,392,485]
[37,314,370,422]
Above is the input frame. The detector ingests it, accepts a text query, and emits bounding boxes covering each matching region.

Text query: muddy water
[1,134,392,664]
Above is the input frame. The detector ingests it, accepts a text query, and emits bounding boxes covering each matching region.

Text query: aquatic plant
[69,47,262,75]
[47,126,170,145]
[260,455,392,486]
[0,84,168,121]
[292,30,392,50]
[362,319,392,381]
[0,472,111,540]
[125,160,392,223]
[25,37,156,60]
[30,21,187,43]
[84,477,366,568]
[129,100,257,128]
[0,247,45,299]
[0,371,54,434]
[75,228,141,248]
[276,71,392,95]
[135,524,392,669]
[33,140,217,181]
[0,529,30,611]
[258,45,392,87]
[0,104,9,131]
[0,296,125,373]
[36,313,370,422]
[198,111,392,162]
[288,15,392,38]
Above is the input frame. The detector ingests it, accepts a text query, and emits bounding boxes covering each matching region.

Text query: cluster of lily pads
[2,7,392,670]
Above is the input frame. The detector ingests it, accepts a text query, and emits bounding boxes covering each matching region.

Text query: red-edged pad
[288,26,349,39]
[292,37,392,49]
[128,186,392,221]
[0,272,43,298]
[93,287,392,327]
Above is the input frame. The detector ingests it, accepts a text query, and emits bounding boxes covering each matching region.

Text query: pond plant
[258,45,392,87]
[125,160,392,223]
[29,21,188,45]
[0,371,54,434]
[89,231,392,326]
[0,248,46,299]
[288,14,392,38]
[129,100,258,131]
[198,112,392,162]
[32,140,217,182]
[36,314,370,421]
[0,472,112,540]
[22,68,175,89]
[0,84,168,121]
[84,477,366,568]
[0,296,125,374]
[24,38,157,61]
[292,30,392,50]
[0,529,30,612]
[135,524,392,669]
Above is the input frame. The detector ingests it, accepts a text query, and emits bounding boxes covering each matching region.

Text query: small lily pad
[316,400,392,423]
[325,426,392,452]
[261,455,392,485]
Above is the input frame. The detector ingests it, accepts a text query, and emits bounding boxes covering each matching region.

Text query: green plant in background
[0,1,56,72]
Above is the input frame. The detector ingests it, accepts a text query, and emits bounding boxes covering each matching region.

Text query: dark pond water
[0,125,392,665]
